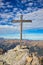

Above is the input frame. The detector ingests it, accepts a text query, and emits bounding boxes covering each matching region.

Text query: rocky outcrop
[0,45,40,65]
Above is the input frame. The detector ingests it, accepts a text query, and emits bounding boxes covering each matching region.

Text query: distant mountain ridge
[0,38,4,40]
[0,39,43,56]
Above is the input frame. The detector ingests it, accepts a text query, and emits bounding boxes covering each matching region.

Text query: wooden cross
[13,15,32,47]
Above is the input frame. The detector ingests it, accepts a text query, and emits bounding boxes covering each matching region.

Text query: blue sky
[0,0,43,40]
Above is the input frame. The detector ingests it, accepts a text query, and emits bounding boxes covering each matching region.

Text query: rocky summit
[0,45,40,65]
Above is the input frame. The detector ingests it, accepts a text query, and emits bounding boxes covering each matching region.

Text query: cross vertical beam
[20,15,23,47]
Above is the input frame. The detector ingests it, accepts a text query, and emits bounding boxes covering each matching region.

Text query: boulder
[0,48,3,55]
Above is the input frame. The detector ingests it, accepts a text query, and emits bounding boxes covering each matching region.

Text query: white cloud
[23,10,29,13]
[27,7,32,11]
[0,8,43,38]
[0,0,43,29]
[21,0,27,3]
[0,1,13,9]
[7,5,13,8]
[0,2,4,6]
[0,12,14,22]
[13,9,43,30]
[22,34,43,40]
[13,8,18,13]
[5,2,10,5]
[0,25,20,34]
[0,24,20,29]
[22,9,43,29]
[28,2,33,6]
[4,9,10,12]
[0,2,4,8]
[0,8,43,30]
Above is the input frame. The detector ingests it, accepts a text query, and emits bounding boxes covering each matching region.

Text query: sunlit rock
[0,45,40,65]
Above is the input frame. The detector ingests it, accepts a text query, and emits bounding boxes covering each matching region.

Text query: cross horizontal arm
[13,20,32,22]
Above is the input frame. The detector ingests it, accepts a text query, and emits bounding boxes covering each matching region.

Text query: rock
[2,45,29,65]
[13,45,21,51]
[0,60,10,65]
[0,45,40,65]
[39,56,43,65]
[32,53,40,65]
[26,62,30,65]
[0,48,3,55]
[21,45,27,49]
[0,60,3,65]
[26,56,33,63]
[14,53,27,65]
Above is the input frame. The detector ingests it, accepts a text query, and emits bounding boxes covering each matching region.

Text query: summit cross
[13,15,32,47]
